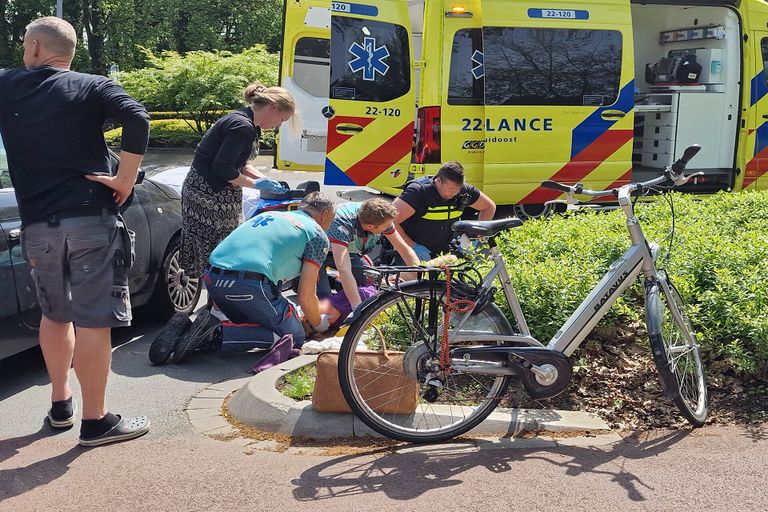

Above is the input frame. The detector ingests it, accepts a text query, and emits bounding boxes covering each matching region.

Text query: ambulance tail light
[415,106,441,164]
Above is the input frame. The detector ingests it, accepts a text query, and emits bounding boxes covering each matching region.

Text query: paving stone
[190,415,229,434]
[186,397,224,410]
[186,408,223,421]
[193,388,230,399]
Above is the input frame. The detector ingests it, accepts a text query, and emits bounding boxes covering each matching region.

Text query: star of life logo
[348,37,390,81]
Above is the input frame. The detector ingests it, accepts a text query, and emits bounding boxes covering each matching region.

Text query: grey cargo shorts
[22,209,135,328]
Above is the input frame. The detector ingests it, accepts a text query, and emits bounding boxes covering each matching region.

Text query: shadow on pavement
[291,429,692,502]
[0,425,85,504]
[109,315,265,383]
[0,348,49,402]
[0,314,265,400]
[741,422,768,443]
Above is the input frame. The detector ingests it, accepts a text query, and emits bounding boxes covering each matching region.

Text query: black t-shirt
[0,66,150,224]
[191,107,261,191]
[399,176,481,254]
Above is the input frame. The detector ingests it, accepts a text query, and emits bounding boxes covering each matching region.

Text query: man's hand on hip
[85,174,134,206]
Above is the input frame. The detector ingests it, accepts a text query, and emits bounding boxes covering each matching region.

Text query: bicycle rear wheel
[338,281,513,443]
[645,272,708,426]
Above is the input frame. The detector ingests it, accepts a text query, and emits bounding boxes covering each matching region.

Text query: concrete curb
[189,354,612,441]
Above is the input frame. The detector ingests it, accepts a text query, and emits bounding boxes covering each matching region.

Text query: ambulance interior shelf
[633,90,726,171]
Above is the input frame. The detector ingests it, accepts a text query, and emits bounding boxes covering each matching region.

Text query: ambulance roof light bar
[446,6,473,17]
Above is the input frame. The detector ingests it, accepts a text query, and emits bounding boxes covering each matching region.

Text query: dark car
[0,138,201,359]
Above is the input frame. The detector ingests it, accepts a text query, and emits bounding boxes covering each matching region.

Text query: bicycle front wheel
[338,282,513,443]
[645,272,708,426]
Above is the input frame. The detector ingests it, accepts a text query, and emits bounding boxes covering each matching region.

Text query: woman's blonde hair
[243,81,300,133]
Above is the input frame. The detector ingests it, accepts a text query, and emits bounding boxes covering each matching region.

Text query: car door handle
[601,110,626,120]
[762,114,768,119]
[336,124,364,134]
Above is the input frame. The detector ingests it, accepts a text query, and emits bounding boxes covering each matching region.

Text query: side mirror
[135,170,145,185]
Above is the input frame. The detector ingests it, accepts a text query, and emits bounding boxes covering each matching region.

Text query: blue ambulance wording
[528,8,589,20]
[331,2,378,17]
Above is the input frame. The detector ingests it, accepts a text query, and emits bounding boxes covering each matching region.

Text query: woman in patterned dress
[179,82,297,279]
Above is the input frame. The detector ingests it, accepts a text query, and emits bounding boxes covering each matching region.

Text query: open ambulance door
[744,29,768,191]
[324,1,416,191]
[481,0,635,209]
[277,0,330,173]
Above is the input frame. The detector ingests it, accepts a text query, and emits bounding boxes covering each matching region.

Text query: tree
[1,0,285,73]
[0,0,53,67]
[118,45,279,132]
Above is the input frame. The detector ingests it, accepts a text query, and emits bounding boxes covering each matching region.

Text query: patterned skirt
[180,167,242,278]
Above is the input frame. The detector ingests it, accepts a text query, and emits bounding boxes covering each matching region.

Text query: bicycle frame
[451,188,662,357]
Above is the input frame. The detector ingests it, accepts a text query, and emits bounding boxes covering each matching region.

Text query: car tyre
[148,236,202,319]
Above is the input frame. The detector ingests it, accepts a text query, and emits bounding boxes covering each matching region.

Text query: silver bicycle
[337,145,707,443]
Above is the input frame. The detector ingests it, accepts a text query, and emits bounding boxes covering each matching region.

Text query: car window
[294,37,330,98]
[0,134,10,189]
[448,28,485,106]
[483,27,623,106]
[330,17,410,102]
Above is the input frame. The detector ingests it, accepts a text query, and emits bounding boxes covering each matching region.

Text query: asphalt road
[2,160,767,510]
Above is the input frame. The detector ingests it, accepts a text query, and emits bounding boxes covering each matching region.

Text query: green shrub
[119,45,279,133]
[147,110,228,121]
[105,119,202,148]
[105,118,276,150]
[493,191,768,379]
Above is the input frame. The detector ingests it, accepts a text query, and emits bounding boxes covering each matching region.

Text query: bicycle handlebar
[541,144,702,198]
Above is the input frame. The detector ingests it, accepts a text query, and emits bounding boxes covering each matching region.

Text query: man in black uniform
[0,17,151,446]
[392,161,496,260]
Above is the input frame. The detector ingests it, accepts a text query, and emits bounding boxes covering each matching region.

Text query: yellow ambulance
[278,0,768,216]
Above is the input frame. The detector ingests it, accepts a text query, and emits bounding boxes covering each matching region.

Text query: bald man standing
[0,17,151,446]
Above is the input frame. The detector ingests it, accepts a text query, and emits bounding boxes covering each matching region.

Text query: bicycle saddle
[452,218,523,237]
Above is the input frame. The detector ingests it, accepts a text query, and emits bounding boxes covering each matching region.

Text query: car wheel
[148,236,202,319]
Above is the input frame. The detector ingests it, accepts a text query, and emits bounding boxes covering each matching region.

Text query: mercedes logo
[322,105,335,119]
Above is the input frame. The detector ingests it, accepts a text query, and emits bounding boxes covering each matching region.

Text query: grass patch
[278,363,317,401]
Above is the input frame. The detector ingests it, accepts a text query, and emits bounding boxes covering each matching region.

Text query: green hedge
[493,191,768,380]
[147,110,228,121]
[104,118,276,149]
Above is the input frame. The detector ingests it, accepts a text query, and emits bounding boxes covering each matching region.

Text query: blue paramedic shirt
[327,202,394,254]
[209,210,329,283]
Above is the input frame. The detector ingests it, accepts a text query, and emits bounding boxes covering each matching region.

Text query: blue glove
[411,243,432,262]
[253,178,287,194]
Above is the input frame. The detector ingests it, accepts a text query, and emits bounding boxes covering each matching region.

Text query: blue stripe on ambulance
[751,70,768,106]
[325,158,358,186]
[570,81,635,159]
[754,121,768,157]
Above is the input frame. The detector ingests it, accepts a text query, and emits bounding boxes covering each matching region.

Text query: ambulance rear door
[277,0,330,173]
[744,22,768,190]
[481,0,635,206]
[324,1,416,190]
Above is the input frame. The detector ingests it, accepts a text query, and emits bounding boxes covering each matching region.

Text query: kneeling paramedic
[203,193,336,349]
